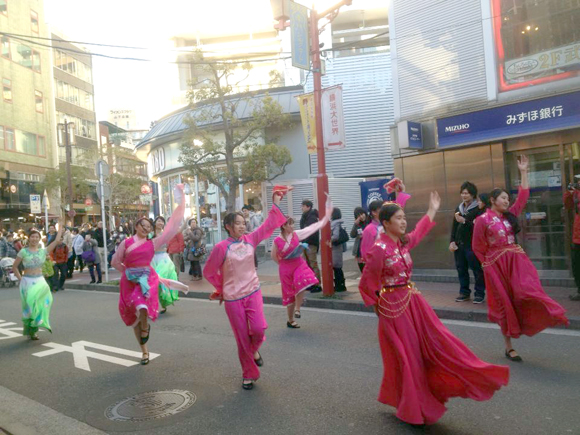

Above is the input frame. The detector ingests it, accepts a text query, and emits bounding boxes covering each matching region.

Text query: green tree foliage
[179,51,293,212]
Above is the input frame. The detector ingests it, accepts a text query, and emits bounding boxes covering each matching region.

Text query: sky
[44,0,385,128]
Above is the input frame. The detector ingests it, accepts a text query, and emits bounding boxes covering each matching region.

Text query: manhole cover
[105,390,197,422]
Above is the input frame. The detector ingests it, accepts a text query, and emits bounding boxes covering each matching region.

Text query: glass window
[0,0,6,15]
[2,78,11,103]
[30,10,39,33]
[493,0,580,91]
[1,36,10,59]
[15,130,38,154]
[35,90,43,112]
[5,128,14,151]
[32,50,40,72]
[37,136,45,156]
[53,49,92,84]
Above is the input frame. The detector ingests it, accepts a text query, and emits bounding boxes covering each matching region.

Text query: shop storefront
[395,91,580,273]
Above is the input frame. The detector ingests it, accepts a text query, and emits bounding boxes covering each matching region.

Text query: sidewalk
[63,255,580,329]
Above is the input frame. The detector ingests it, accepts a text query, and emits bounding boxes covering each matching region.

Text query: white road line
[65,289,580,338]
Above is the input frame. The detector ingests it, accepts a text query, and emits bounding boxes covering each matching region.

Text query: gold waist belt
[482,245,525,268]
[377,282,420,319]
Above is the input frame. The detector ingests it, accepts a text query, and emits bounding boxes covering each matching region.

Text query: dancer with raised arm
[204,188,287,390]
[12,219,64,340]
[271,197,333,328]
[360,192,509,426]
[111,184,187,365]
[151,216,180,314]
[473,155,568,362]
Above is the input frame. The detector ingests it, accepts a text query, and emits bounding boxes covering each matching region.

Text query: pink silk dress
[360,215,509,425]
[112,198,185,327]
[274,233,318,306]
[472,187,569,338]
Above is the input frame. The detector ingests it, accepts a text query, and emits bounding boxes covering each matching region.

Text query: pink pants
[224,290,268,380]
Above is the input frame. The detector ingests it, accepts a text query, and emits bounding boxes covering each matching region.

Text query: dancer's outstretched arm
[154,184,186,249]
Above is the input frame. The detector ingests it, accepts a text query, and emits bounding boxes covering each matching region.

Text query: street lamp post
[57,120,76,224]
[271,0,352,297]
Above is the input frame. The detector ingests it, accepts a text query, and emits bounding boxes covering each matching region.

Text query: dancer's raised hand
[517,154,529,172]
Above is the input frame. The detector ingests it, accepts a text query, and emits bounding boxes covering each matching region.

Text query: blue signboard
[359,178,395,211]
[407,121,423,149]
[290,1,310,71]
[437,91,580,148]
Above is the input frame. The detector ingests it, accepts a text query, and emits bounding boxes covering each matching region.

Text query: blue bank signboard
[437,91,580,148]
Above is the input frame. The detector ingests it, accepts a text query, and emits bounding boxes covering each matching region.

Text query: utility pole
[57,120,76,224]
[271,0,352,296]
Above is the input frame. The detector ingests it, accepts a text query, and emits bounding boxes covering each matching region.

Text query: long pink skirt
[279,257,318,306]
[483,251,569,338]
[377,289,509,425]
[118,269,160,327]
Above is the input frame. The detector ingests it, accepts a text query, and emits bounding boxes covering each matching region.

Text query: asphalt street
[0,288,579,435]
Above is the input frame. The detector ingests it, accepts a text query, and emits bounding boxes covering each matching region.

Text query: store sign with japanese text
[437,91,580,148]
[296,93,317,155]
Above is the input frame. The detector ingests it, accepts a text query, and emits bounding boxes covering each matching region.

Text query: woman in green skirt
[151,216,180,313]
[12,221,64,340]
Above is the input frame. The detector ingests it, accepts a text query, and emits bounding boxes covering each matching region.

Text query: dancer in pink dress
[111,184,187,365]
[271,198,333,328]
[360,192,509,426]
[473,155,568,361]
[204,191,287,390]
[360,178,411,261]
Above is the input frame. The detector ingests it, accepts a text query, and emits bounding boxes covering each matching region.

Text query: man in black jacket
[93,221,108,268]
[449,181,486,303]
[300,199,322,293]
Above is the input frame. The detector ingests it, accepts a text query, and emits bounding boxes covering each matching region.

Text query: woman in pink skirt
[360,191,509,425]
[111,184,187,365]
[473,155,568,361]
[271,199,333,328]
[204,191,287,390]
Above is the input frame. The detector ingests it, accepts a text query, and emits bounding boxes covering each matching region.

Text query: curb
[65,283,580,331]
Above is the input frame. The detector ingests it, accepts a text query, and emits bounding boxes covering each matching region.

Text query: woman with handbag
[81,233,101,284]
[183,218,205,281]
[330,207,348,292]
[12,220,64,340]
[271,197,333,328]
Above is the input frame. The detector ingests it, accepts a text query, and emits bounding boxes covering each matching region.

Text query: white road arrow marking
[32,341,160,372]
[0,320,24,340]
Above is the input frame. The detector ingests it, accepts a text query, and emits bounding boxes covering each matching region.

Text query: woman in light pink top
[204,192,286,390]
[111,184,187,365]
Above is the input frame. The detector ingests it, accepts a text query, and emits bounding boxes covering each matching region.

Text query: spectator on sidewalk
[450,181,486,304]
[62,226,74,279]
[51,239,68,291]
[330,207,347,292]
[0,233,18,259]
[72,227,85,273]
[350,207,369,272]
[93,221,108,266]
[300,199,322,293]
[81,234,102,284]
[564,178,580,301]
[167,229,185,274]
[183,218,205,281]
[360,200,384,262]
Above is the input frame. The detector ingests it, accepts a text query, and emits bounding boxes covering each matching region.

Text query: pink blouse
[359,215,436,307]
[472,187,529,263]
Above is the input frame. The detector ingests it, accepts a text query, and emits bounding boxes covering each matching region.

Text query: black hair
[354,207,367,219]
[479,193,490,208]
[378,203,408,245]
[302,199,313,209]
[242,204,254,211]
[28,228,41,238]
[223,212,245,236]
[369,200,384,215]
[72,227,79,234]
[134,217,154,235]
[48,223,56,229]
[154,216,166,225]
[460,181,478,197]
[490,188,521,235]
[331,207,342,220]
[280,217,294,233]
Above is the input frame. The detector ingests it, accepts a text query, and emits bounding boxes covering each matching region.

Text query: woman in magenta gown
[111,184,187,365]
[472,155,568,361]
[360,191,509,425]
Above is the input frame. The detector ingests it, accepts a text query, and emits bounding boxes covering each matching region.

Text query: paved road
[0,288,579,435]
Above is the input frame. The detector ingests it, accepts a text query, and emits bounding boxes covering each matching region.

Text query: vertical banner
[289,1,310,70]
[359,178,394,211]
[296,93,317,154]
[30,194,41,214]
[321,85,346,151]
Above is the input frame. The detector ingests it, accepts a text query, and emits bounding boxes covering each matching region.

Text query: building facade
[0,0,58,228]
[389,0,580,275]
